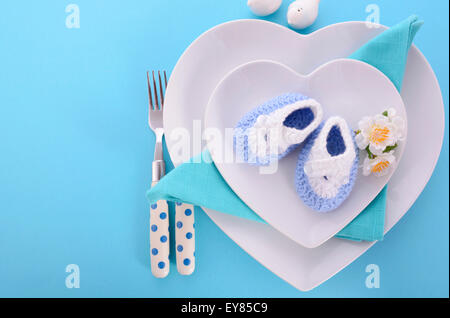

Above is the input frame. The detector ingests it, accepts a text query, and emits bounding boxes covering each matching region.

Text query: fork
[147,71,195,277]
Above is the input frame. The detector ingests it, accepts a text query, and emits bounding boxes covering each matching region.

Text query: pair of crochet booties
[234,93,358,212]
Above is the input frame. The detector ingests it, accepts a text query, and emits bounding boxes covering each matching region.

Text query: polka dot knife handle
[175,202,195,275]
[150,197,170,278]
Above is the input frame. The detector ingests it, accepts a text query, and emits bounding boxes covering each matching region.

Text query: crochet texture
[234,93,321,166]
[295,120,359,212]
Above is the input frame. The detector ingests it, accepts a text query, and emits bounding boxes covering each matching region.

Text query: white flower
[362,152,397,177]
[386,107,406,141]
[355,108,405,155]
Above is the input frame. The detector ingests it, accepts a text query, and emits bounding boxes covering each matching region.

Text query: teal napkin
[336,15,423,241]
[147,15,423,242]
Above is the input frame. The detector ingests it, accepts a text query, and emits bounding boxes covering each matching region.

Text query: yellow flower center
[371,160,390,174]
[369,125,390,145]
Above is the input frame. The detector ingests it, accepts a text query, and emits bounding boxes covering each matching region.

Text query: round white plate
[163,20,445,291]
[205,59,407,248]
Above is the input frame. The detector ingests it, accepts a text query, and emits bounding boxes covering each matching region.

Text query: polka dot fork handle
[149,191,170,278]
[147,70,170,278]
[175,202,195,275]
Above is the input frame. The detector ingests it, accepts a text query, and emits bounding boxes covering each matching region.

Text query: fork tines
[146,70,167,110]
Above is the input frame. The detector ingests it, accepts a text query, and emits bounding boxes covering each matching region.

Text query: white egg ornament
[287,0,320,29]
[247,0,282,17]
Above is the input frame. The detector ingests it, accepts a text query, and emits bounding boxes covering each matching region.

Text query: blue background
[0,0,448,297]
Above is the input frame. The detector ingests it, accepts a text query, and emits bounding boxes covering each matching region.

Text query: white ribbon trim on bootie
[247,99,322,158]
[303,117,356,199]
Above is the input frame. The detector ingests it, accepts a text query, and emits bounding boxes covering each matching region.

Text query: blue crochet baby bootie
[295,116,359,212]
[234,93,323,166]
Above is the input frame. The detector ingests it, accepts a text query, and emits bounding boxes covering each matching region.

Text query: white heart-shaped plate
[205,58,407,248]
[163,20,445,290]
